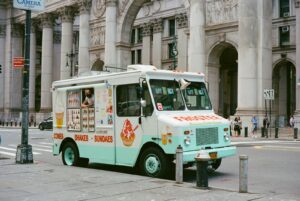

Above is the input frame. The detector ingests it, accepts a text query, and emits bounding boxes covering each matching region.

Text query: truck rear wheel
[62,142,79,166]
[211,159,222,170]
[139,147,169,178]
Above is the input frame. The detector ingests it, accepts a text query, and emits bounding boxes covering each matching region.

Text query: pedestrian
[289,115,294,128]
[263,116,269,137]
[237,116,242,136]
[251,115,258,138]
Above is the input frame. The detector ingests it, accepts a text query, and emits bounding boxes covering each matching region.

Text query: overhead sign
[13,57,24,69]
[264,89,274,100]
[13,0,45,11]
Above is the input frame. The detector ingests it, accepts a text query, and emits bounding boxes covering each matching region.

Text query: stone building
[0,0,299,128]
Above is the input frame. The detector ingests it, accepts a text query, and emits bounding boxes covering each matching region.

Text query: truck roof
[52,65,205,89]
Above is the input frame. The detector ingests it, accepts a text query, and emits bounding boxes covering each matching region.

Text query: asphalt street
[0,128,299,199]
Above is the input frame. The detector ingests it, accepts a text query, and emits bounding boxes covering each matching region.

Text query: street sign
[13,0,45,11]
[13,57,24,68]
[264,89,274,100]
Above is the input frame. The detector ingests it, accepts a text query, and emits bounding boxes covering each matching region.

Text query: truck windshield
[182,82,212,110]
[150,79,185,111]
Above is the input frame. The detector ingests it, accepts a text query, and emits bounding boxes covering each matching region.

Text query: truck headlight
[224,133,230,142]
[184,136,191,146]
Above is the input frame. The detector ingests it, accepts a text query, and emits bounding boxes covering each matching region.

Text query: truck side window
[117,84,141,117]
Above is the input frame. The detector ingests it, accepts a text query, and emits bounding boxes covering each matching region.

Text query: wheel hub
[64,147,74,166]
[145,155,160,174]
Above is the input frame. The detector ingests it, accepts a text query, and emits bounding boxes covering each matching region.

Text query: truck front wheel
[139,147,170,178]
[211,159,222,170]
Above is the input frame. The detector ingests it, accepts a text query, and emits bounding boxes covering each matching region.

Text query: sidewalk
[0,158,298,201]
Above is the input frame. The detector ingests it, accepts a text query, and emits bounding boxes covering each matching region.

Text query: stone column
[0,24,5,112]
[3,4,12,120]
[237,0,259,113]
[29,21,37,112]
[188,0,206,73]
[142,23,151,65]
[295,0,300,118]
[105,0,117,68]
[58,6,74,80]
[11,23,23,113]
[152,19,163,68]
[176,13,189,71]
[77,0,91,74]
[257,0,273,112]
[40,13,54,112]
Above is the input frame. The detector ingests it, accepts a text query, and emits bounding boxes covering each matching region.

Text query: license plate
[209,152,218,159]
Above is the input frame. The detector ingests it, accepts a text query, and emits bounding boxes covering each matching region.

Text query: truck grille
[196,127,219,146]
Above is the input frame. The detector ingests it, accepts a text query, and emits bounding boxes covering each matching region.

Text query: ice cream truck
[52,65,236,178]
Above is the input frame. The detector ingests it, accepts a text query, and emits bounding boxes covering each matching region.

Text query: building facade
[0,0,299,128]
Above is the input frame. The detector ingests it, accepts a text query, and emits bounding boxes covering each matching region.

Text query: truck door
[115,83,157,166]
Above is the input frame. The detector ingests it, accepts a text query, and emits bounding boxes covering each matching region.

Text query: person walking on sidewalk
[251,115,258,138]
[233,116,242,137]
[289,115,294,128]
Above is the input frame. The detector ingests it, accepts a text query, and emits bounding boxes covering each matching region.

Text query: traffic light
[0,64,2,74]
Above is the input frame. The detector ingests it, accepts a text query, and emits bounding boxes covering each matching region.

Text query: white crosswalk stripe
[0,142,52,158]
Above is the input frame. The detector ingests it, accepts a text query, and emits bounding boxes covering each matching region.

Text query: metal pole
[16,10,33,164]
[239,155,248,193]
[269,100,272,138]
[176,145,183,184]
[294,128,298,139]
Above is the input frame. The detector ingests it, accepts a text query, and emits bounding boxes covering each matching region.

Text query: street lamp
[66,51,76,77]
[170,35,178,70]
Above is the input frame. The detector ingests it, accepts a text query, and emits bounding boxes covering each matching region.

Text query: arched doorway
[208,42,238,118]
[273,60,296,126]
[117,0,190,67]
[91,59,104,71]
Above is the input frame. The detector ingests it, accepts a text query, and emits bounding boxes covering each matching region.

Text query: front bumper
[183,146,236,163]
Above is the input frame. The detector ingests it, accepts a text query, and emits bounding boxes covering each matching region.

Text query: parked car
[38,117,53,130]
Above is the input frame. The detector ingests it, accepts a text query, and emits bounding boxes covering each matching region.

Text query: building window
[279,26,290,46]
[137,49,142,64]
[131,29,136,44]
[169,19,176,37]
[131,51,136,64]
[137,27,143,43]
[280,0,289,17]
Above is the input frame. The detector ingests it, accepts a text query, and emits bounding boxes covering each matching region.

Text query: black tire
[62,142,79,166]
[78,158,89,167]
[211,159,222,171]
[39,124,44,131]
[139,147,170,178]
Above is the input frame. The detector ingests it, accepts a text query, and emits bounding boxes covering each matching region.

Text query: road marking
[39,142,52,145]
[254,145,300,152]
[30,144,52,149]
[33,148,52,153]
[0,146,41,155]
[0,151,16,156]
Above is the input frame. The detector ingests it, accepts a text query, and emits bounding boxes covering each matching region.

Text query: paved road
[0,128,299,199]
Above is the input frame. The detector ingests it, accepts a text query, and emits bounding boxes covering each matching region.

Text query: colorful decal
[55,112,64,128]
[174,115,223,122]
[95,135,113,143]
[120,119,138,147]
[53,133,64,140]
[75,134,88,142]
[161,133,172,145]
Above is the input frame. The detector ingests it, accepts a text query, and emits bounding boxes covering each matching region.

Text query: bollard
[244,127,248,138]
[239,155,248,193]
[195,150,210,189]
[294,128,298,139]
[15,121,17,127]
[265,128,268,138]
[6,122,8,127]
[10,121,13,127]
[261,127,265,137]
[176,145,183,184]
[275,127,279,138]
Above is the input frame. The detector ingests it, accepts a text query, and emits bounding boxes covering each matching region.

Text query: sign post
[264,89,274,138]
[14,0,44,164]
